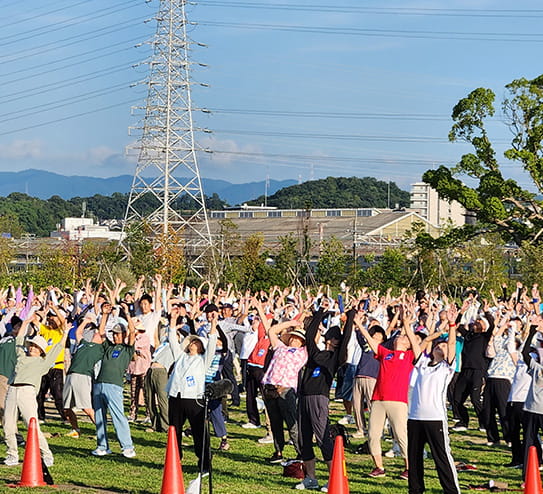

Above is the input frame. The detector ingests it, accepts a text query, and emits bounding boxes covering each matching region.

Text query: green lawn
[0,398,525,493]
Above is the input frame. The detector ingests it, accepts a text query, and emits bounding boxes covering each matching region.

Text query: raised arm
[522,320,539,368]
[123,304,136,346]
[252,297,271,332]
[446,304,458,365]
[403,305,422,360]
[134,275,145,302]
[267,319,302,349]
[97,302,111,339]
[153,274,163,314]
[353,312,379,354]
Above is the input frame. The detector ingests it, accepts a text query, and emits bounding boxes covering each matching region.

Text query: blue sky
[0,0,542,192]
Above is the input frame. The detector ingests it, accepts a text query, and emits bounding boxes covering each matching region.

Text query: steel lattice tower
[125,0,212,275]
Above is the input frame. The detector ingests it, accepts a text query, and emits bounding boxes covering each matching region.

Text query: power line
[196,20,543,42]
[197,1,543,18]
[0,0,137,46]
[0,0,93,30]
[0,37,143,84]
[0,82,133,123]
[209,149,450,165]
[208,108,512,123]
[212,128,510,144]
[0,63,138,104]
[0,15,146,63]
[0,99,140,137]
[208,108,469,122]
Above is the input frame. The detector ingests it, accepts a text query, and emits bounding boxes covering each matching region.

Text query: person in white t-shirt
[407,305,461,494]
[135,274,162,350]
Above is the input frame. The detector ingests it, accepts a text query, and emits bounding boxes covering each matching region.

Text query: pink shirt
[262,341,308,390]
[128,332,152,376]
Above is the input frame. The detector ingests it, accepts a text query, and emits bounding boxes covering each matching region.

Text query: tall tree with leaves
[422,75,543,247]
[316,236,348,287]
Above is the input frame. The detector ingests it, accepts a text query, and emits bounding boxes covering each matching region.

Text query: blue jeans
[209,398,227,438]
[93,382,133,451]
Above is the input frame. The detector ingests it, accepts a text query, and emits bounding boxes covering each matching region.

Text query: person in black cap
[294,308,352,491]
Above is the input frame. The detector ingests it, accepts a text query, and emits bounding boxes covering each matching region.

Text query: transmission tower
[124,0,213,276]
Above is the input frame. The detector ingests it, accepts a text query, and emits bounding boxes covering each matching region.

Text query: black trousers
[263,388,300,455]
[506,401,525,465]
[246,365,264,426]
[239,359,248,393]
[453,368,486,428]
[298,395,333,462]
[407,419,461,494]
[221,350,240,406]
[483,377,511,443]
[37,368,65,420]
[168,396,210,472]
[447,372,460,420]
[523,411,543,478]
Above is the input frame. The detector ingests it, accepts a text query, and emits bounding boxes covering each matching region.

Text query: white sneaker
[258,434,274,444]
[321,483,328,492]
[241,422,260,429]
[338,415,355,425]
[4,456,18,466]
[122,448,136,458]
[43,455,54,467]
[92,448,112,456]
[295,477,320,490]
[451,425,467,432]
[352,431,365,439]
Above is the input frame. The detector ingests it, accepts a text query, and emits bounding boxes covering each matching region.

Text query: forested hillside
[0,176,410,237]
[248,176,410,209]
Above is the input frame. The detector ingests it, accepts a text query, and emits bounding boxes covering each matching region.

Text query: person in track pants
[407,304,461,494]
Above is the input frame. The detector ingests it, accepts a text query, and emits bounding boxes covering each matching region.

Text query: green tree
[362,248,411,291]
[154,228,188,284]
[444,236,508,295]
[315,236,348,286]
[274,233,300,287]
[517,241,543,287]
[422,75,543,247]
[216,218,242,286]
[125,222,158,278]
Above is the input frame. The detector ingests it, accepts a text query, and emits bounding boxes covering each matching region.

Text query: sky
[0,0,542,192]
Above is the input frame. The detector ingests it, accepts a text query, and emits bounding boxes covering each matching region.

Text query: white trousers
[3,385,53,461]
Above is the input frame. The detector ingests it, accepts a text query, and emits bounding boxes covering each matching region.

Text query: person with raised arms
[407,304,461,494]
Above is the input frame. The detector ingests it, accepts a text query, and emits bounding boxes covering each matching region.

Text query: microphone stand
[199,380,233,494]
[198,391,212,494]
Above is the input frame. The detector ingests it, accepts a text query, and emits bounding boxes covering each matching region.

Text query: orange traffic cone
[15,417,46,487]
[327,435,349,494]
[160,426,185,494]
[524,445,543,494]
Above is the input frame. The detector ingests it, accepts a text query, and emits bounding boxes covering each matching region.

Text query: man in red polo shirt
[354,306,421,480]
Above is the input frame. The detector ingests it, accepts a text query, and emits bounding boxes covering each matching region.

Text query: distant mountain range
[0,169,297,205]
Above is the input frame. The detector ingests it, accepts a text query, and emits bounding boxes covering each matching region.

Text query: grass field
[0,397,525,493]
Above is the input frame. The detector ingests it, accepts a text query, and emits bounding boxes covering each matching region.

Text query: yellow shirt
[39,324,65,370]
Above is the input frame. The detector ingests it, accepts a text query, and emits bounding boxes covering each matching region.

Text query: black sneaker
[268,451,283,464]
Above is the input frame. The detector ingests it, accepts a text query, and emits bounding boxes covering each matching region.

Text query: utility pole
[124,0,213,277]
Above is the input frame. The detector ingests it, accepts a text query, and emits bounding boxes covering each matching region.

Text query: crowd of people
[0,277,541,492]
